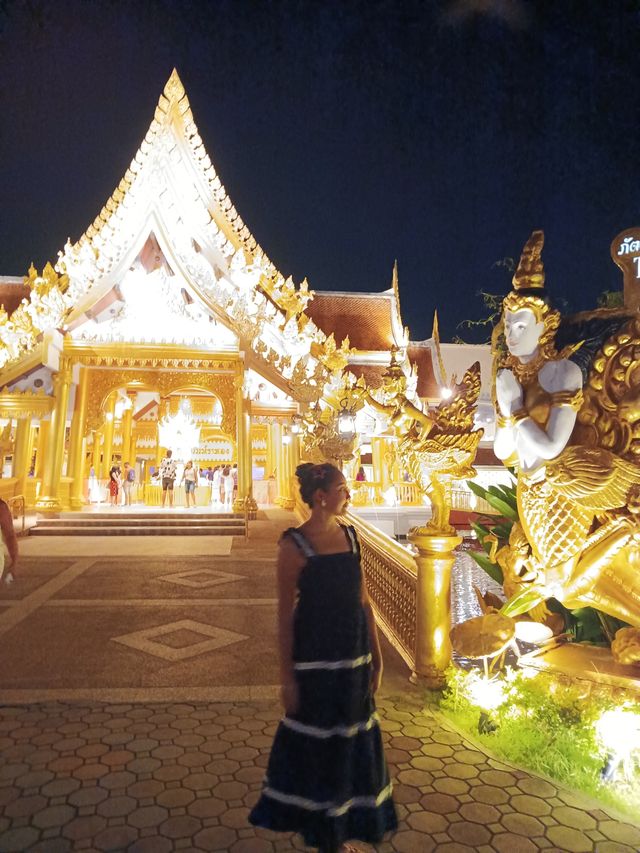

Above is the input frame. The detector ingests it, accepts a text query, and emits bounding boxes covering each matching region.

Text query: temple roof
[0,278,29,314]
[305,289,403,351]
[407,342,441,400]
[64,69,264,274]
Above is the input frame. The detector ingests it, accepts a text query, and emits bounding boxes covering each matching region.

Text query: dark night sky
[1,1,639,342]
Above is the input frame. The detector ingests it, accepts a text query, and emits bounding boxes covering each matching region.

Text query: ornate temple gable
[0,71,336,403]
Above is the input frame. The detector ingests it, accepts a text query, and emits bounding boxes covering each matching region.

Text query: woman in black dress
[249,463,397,852]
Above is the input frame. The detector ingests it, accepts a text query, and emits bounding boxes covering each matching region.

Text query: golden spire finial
[512,230,545,291]
[164,68,186,104]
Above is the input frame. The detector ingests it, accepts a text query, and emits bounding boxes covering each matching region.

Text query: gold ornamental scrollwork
[0,389,54,420]
[84,369,237,436]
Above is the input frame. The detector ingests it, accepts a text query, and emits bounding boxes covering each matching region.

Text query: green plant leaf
[470,521,490,541]
[483,492,519,520]
[467,480,490,500]
[469,551,504,584]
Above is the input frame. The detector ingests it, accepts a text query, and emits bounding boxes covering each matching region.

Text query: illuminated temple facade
[0,71,487,512]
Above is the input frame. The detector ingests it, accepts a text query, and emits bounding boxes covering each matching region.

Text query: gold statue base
[408,527,462,689]
[519,642,640,697]
[35,496,62,512]
[233,495,258,519]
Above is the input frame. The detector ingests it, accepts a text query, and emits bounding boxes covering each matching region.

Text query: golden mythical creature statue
[367,359,483,534]
[494,231,640,627]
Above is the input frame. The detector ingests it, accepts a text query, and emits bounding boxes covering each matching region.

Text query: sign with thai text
[611,228,640,310]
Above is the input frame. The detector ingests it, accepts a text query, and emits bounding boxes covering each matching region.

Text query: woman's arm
[276,537,304,714]
[362,574,383,693]
[0,501,18,571]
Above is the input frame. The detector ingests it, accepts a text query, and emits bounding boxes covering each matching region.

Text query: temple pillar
[122,402,133,466]
[69,366,90,509]
[36,362,72,510]
[92,430,102,476]
[154,423,162,472]
[35,420,49,481]
[12,416,32,497]
[233,369,257,516]
[100,392,116,479]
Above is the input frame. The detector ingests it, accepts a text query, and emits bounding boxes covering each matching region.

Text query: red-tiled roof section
[474,446,503,467]
[305,292,395,351]
[0,280,29,315]
[407,344,440,399]
[346,364,386,389]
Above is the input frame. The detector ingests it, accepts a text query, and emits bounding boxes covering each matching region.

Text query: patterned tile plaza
[0,514,638,851]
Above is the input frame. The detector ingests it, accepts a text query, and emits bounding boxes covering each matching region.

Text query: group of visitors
[108,462,136,506]
[203,464,237,507]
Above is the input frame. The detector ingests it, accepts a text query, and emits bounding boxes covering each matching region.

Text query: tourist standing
[211,465,222,506]
[108,465,120,507]
[222,465,234,509]
[249,462,397,852]
[0,498,18,586]
[159,449,177,508]
[232,463,238,503]
[180,460,197,508]
[122,462,135,506]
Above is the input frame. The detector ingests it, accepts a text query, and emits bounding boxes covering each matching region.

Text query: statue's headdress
[497,230,563,377]
[511,230,545,293]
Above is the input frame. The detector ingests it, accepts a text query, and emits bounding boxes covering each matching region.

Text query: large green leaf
[470,521,490,540]
[467,480,490,500]
[483,492,519,520]
[469,551,504,585]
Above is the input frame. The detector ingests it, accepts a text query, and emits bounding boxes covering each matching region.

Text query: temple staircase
[29,509,247,537]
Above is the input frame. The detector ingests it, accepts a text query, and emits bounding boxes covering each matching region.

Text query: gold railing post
[408,527,462,688]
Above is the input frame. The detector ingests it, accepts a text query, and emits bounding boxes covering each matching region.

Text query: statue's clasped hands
[496,369,524,417]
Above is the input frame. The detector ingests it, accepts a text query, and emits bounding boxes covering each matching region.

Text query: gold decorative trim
[0,389,53,419]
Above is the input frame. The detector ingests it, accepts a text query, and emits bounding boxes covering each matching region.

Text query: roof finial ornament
[512,230,545,292]
[164,68,186,104]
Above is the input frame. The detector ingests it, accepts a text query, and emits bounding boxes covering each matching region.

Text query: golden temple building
[0,70,459,514]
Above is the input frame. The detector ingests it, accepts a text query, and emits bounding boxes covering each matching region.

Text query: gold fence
[450,487,494,515]
[345,509,417,671]
[349,480,422,507]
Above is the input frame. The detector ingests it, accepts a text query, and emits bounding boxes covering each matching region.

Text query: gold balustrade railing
[450,487,495,515]
[344,509,417,671]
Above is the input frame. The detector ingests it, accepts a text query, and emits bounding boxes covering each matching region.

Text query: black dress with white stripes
[249,525,397,849]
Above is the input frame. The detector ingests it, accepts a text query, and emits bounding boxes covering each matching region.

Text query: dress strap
[284,528,316,558]
[343,525,360,557]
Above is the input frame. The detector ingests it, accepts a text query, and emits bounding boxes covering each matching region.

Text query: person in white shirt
[222,465,234,509]
[180,460,198,508]
[211,465,222,505]
[159,450,178,508]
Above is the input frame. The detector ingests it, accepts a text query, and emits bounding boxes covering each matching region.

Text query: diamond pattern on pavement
[159,568,245,589]
[111,619,249,661]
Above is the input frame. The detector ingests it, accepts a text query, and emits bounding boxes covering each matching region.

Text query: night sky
[1,1,639,342]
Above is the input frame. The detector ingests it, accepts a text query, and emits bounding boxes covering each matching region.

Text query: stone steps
[30,511,246,537]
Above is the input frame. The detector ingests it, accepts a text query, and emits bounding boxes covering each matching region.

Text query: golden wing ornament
[545,445,640,511]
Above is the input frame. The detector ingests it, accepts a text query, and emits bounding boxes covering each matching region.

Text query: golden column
[122,399,133,465]
[92,430,102,476]
[36,361,72,510]
[408,528,462,688]
[274,423,287,506]
[232,367,257,515]
[12,416,32,497]
[100,392,116,479]
[35,420,50,481]
[127,394,137,465]
[154,421,163,471]
[69,366,90,509]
